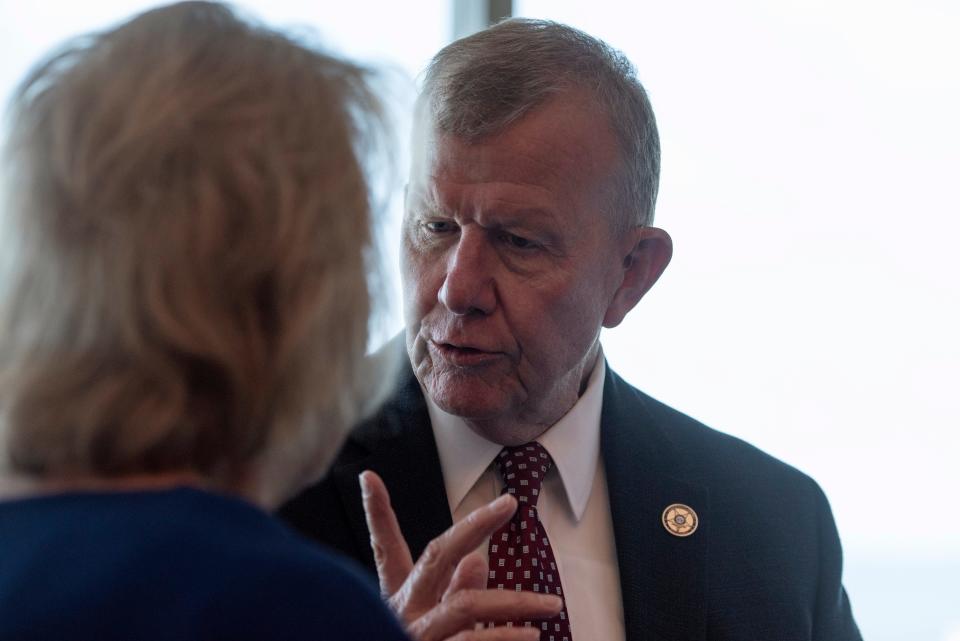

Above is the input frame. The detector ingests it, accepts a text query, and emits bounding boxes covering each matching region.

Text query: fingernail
[359,471,371,496]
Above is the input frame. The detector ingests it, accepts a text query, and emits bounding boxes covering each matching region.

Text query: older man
[282,19,861,641]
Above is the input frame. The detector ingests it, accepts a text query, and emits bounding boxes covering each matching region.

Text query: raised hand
[360,471,562,641]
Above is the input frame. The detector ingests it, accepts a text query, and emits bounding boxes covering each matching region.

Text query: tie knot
[494,442,552,505]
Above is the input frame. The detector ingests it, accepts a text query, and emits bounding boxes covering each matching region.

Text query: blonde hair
[0,1,390,504]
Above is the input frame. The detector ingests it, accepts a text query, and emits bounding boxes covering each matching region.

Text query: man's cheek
[402,262,432,312]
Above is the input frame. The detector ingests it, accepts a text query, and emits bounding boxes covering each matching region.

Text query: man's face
[402,92,666,444]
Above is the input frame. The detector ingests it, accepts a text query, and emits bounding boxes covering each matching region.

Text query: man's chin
[430,390,510,421]
[424,376,516,422]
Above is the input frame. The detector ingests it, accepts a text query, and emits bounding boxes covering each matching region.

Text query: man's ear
[602,226,673,328]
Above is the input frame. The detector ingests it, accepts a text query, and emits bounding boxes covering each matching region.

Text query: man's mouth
[431,340,502,366]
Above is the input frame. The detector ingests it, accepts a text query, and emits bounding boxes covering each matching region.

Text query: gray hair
[418,18,660,228]
[0,1,391,505]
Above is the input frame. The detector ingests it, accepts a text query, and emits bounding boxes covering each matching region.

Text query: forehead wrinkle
[413,91,621,231]
[503,104,611,178]
[506,145,569,183]
[405,181,441,215]
[483,131,594,193]
[416,172,557,218]
[433,128,574,188]
[515,133,620,230]
[481,198,559,226]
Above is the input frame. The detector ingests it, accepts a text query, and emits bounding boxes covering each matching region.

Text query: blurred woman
[0,2,407,639]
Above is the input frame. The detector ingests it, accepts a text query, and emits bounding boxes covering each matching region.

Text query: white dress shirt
[426,357,625,641]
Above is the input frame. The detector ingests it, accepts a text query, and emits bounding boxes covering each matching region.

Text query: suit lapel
[332,369,453,570]
[601,367,708,641]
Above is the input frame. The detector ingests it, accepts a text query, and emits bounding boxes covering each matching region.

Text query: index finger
[361,470,415,597]
[403,492,517,610]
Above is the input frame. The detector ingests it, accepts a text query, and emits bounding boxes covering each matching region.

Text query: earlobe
[602,226,673,328]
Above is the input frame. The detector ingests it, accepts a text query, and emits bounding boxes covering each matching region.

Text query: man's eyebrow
[406,191,442,212]
[482,207,559,227]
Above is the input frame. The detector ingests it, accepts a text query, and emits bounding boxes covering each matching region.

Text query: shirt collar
[427,354,606,523]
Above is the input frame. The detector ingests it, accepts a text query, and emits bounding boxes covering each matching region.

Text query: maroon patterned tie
[486,442,572,641]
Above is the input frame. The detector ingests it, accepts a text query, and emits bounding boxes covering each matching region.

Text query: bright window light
[517,1,960,640]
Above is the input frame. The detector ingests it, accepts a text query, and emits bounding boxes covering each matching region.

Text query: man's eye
[502,232,537,250]
[425,221,457,233]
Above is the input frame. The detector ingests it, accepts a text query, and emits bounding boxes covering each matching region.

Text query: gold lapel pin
[662,503,698,537]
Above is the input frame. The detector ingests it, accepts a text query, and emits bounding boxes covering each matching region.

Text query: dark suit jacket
[280,361,861,641]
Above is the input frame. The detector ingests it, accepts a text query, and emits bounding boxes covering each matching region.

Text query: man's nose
[438,230,496,316]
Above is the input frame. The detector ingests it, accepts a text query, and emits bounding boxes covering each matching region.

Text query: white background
[2,1,957,639]
[515,2,960,640]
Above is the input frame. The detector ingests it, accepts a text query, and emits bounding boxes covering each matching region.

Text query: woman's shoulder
[179,488,409,640]
[0,487,409,641]
[190,494,409,640]
[139,488,409,640]
[201,541,408,641]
